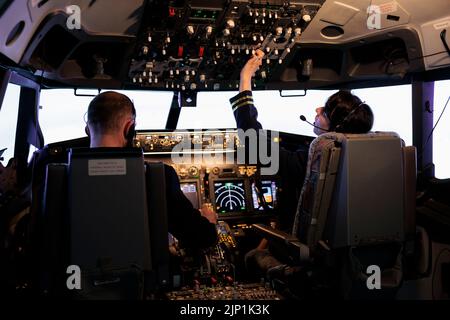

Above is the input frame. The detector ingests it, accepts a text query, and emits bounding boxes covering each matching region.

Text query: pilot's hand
[200,203,217,224]
[240,49,264,80]
[239,49,264,92]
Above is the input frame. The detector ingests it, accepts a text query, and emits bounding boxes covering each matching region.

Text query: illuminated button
[223,28,230,36]
[206,26,213,36]
[226,19,235,28]
[276,27,283,36]
[303,14,311,22]
[295,28,302,36]
[142,46,148,55]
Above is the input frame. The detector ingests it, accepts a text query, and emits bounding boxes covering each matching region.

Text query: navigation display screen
[213,180,246,214]
[180,182,199,209]
[252,180,277,210]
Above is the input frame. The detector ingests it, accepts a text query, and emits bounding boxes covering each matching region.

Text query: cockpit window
[177,86,413,144]
[433,80,450,179]
[39,89,173,144]
[177,91,238,130]
[0,83,20,166]
[177,90,337,137]
[353,84,412,146]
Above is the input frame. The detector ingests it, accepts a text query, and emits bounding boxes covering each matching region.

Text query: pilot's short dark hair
[87,91,136,134]
[324,90,374,133]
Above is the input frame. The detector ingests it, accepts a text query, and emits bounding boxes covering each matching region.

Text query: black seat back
[67,148,151,299]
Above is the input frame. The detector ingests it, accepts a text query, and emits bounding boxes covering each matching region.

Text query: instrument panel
[139,129,279,218]
[128,0,323,91]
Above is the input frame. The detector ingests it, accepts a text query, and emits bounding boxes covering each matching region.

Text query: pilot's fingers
[254,49,264,58]
[251,55,263,66]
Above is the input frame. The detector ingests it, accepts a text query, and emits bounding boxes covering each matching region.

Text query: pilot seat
[252,131,417,299]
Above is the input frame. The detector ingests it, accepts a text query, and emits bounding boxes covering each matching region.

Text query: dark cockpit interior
[1,0,450,303]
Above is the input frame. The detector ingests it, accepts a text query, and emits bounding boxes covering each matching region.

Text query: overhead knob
[187,25,195,35]
[226,19,235,28]
[302,14,311,22]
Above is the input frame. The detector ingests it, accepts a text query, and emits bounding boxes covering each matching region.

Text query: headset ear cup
[85,125,90,137]
[125,124,136,147]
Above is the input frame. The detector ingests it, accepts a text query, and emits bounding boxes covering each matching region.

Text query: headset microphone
[299,115,329,132]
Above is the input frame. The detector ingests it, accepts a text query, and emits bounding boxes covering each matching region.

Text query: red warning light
[169,7,176,17]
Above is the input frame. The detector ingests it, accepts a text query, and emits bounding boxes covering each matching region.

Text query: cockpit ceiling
[0,0,449,90]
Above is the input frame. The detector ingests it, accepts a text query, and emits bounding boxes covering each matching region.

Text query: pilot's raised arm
[229,50,308,231]
[229,50,264,131]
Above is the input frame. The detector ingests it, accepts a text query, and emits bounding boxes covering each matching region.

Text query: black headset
[124,98,136,147]
[334,101,365,131]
